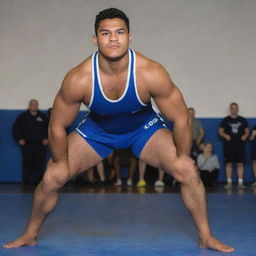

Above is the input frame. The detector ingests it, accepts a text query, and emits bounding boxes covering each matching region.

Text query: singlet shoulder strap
[129,49,147,107]
[88,52,98,108]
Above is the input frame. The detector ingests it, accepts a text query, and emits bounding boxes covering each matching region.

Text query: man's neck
[203,152,212,158]
[29,110,38,116]
[98,51,129,75]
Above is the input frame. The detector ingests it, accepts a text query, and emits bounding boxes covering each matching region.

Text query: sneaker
[96,181,105,186]
[114,179,122,186]
[127,179,133,186]
[238,184,245,189]
[137,179,146,187]
[154,180,165,187]
[251,182,256,187]
[224,183,232,189]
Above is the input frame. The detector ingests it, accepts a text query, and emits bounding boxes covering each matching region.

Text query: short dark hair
[95,8,130,35]
[230,102,238,107]
[29,99,38,104]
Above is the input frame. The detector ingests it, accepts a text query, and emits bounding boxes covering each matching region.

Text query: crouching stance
[4,8,234,253]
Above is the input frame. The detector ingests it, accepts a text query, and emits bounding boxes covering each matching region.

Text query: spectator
[105,152,116,183]
[197,142,220,187]
[188,107,205,160]
[87,161,106,185]
[12,99,49,186]
[137,160,165,187]
[113,149,137,186]
[219,103,249,189]
[47,107,53,118]
[249,126,256,187]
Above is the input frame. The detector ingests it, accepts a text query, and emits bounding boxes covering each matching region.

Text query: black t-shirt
[220,115,248,143]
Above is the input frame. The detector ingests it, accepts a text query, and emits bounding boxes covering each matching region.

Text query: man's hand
[42,139,49,146]
[241,135,247,142]
[225,135,231,141]
[18,139,26,146]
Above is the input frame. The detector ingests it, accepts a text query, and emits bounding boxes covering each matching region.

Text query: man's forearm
[172,120,192,156]
[219,130,228,139]
[48,126,68,162]
[197,130,204,145]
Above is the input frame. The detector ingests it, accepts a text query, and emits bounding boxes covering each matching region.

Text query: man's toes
[3,243,13,248]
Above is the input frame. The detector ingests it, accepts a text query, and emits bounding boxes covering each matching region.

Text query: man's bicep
[50,91,81,129]
[154,85,188,122]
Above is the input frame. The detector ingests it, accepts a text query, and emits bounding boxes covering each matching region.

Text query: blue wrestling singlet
[76,49,167,158]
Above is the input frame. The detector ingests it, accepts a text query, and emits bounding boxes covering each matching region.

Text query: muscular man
[4,8,234,252]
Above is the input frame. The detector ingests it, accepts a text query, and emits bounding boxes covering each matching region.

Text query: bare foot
[3,234,37,249]
[200,236,235,253]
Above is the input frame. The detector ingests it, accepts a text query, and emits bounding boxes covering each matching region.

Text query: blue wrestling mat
[0,193,255,256]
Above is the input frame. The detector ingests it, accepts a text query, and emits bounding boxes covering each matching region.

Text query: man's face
[29,100,38,112]
[188,109,195,118]
[93,18,131,61]
[230,104,239,116]
[204,143,213,153]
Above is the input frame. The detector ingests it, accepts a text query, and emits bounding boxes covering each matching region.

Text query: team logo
[144,118,159,129]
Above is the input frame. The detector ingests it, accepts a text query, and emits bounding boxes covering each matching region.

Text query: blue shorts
[75,113,168,159]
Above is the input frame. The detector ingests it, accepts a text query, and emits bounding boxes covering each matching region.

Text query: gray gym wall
[1,0,255,117]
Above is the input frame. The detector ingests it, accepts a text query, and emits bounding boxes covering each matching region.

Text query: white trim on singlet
[76,127,88,138]
[88,53,96,109]
[96,50,131,103]
[132,49,147,107]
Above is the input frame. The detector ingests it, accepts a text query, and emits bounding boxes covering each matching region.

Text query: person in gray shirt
[197,142,220,186]
[188,107,205,160]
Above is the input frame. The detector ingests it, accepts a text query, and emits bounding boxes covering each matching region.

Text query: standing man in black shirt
[219,103,249,189]
[13,99,49,186]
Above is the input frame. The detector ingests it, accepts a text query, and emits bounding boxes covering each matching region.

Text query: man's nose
[110,32,118,41]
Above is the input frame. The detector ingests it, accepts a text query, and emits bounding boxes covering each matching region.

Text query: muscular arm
[147,64,191,156]
[49,70,85,162]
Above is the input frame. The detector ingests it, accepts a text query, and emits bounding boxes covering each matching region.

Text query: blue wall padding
[0,110,255,183]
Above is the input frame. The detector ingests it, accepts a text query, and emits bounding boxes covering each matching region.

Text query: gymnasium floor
[0,184,255,256]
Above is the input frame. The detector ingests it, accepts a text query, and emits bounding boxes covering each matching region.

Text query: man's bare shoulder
[60,55,93,102]
[135,51,174,94]
[63,56,92,88]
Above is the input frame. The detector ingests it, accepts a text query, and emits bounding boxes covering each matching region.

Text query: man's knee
[42,164,70,190]
[226,162,232,167]
[170,156,200,185]
[237,163,244,168]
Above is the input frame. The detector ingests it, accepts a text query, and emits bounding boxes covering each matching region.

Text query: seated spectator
[113,149,137,186]
[197,142,220,187]
[137,160,165,187]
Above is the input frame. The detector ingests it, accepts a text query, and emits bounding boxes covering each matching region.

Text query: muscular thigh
[67,132,103,176]
[139,129,177,172]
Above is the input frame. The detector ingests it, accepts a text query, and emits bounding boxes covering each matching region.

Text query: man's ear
[129,34,132,43]
[93,35,98,47]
